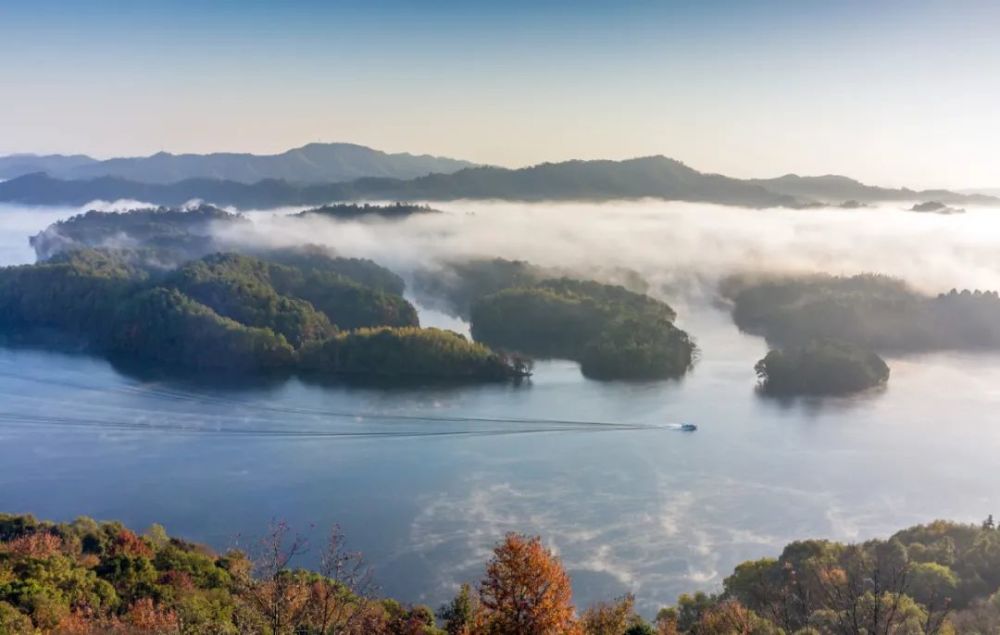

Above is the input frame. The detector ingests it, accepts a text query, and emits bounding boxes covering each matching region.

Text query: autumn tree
[301,524,378,634]
[232,520,382,635]
[694,599,782,635]
[232,520,312,634]
[581,593,639,635]
[478,533,579,635]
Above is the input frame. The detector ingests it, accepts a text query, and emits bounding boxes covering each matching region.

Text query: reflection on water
[0,203,999,614]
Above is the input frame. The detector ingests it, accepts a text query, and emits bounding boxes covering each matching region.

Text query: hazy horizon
[3,0,999,189]
[0,140,993,195]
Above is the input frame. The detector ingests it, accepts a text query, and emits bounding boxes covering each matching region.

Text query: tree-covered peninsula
[0,249,521,381]
[724,273,1000,353]
[3,512,1000,634]
[471,278,694,380]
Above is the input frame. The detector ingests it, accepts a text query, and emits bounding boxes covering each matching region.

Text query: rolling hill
[1,154,995,209]
[0,156,800,208]
[0,142,474,184]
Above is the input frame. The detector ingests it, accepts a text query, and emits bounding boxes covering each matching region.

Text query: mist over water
[2,200,1000,615]
[223,200,1000,307]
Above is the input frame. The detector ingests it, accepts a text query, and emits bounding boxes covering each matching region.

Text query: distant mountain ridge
[0,154,98,180]
[0,156,799,208]
[749,173,997,205]
[0,142,475,184]
[0,152,995,209]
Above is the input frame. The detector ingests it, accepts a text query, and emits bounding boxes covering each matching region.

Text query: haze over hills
[0,153,98,180]
[0,142,475,184]
[749,173,997,205]
[962,187,1000,197]
[0,156,797,208]
[0,149,995,209]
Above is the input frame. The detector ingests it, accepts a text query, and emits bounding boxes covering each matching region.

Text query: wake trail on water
[0,412,669,439]
[0,367,693,435]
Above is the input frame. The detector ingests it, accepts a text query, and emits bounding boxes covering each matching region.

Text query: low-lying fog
[222,200,1000,308]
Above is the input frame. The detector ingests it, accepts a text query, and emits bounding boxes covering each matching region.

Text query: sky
[1,0,998,189]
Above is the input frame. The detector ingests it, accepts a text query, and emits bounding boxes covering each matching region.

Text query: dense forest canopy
[247,245,406,296]
[0,248,521,381]
[3,513,1000,634]
[471,278,693,380]
[300,327,528,380]
[163,254,338,348]
[754,340,891,396]
[723,273,1000,353]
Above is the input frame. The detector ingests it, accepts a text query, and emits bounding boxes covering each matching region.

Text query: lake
[1,201,999,615]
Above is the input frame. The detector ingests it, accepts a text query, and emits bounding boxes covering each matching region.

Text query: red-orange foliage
[124,598,180,633]
[478,533,579,635]
[696,600,768,635]
[112,529,154,559]
[55,610,98,634]
[4,531,63,558]
[580,594,636,635]
[56,601,180,635]
[55,610,123,635]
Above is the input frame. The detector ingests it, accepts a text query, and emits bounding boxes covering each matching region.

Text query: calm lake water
[1,202,999,615]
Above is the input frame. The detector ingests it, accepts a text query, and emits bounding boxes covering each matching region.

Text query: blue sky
[1,0,998,187]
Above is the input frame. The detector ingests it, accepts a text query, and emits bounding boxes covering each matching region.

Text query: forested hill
[0,142,475,184]
[0,157,799,208]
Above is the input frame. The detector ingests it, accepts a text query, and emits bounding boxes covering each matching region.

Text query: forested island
[3,512,1000,634]
[723,273,1000,353]
[471,278,695,380]
[723,273,1000,395]
[754,340,890,396]
[0,248,522,381]
[415,258,695,380]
